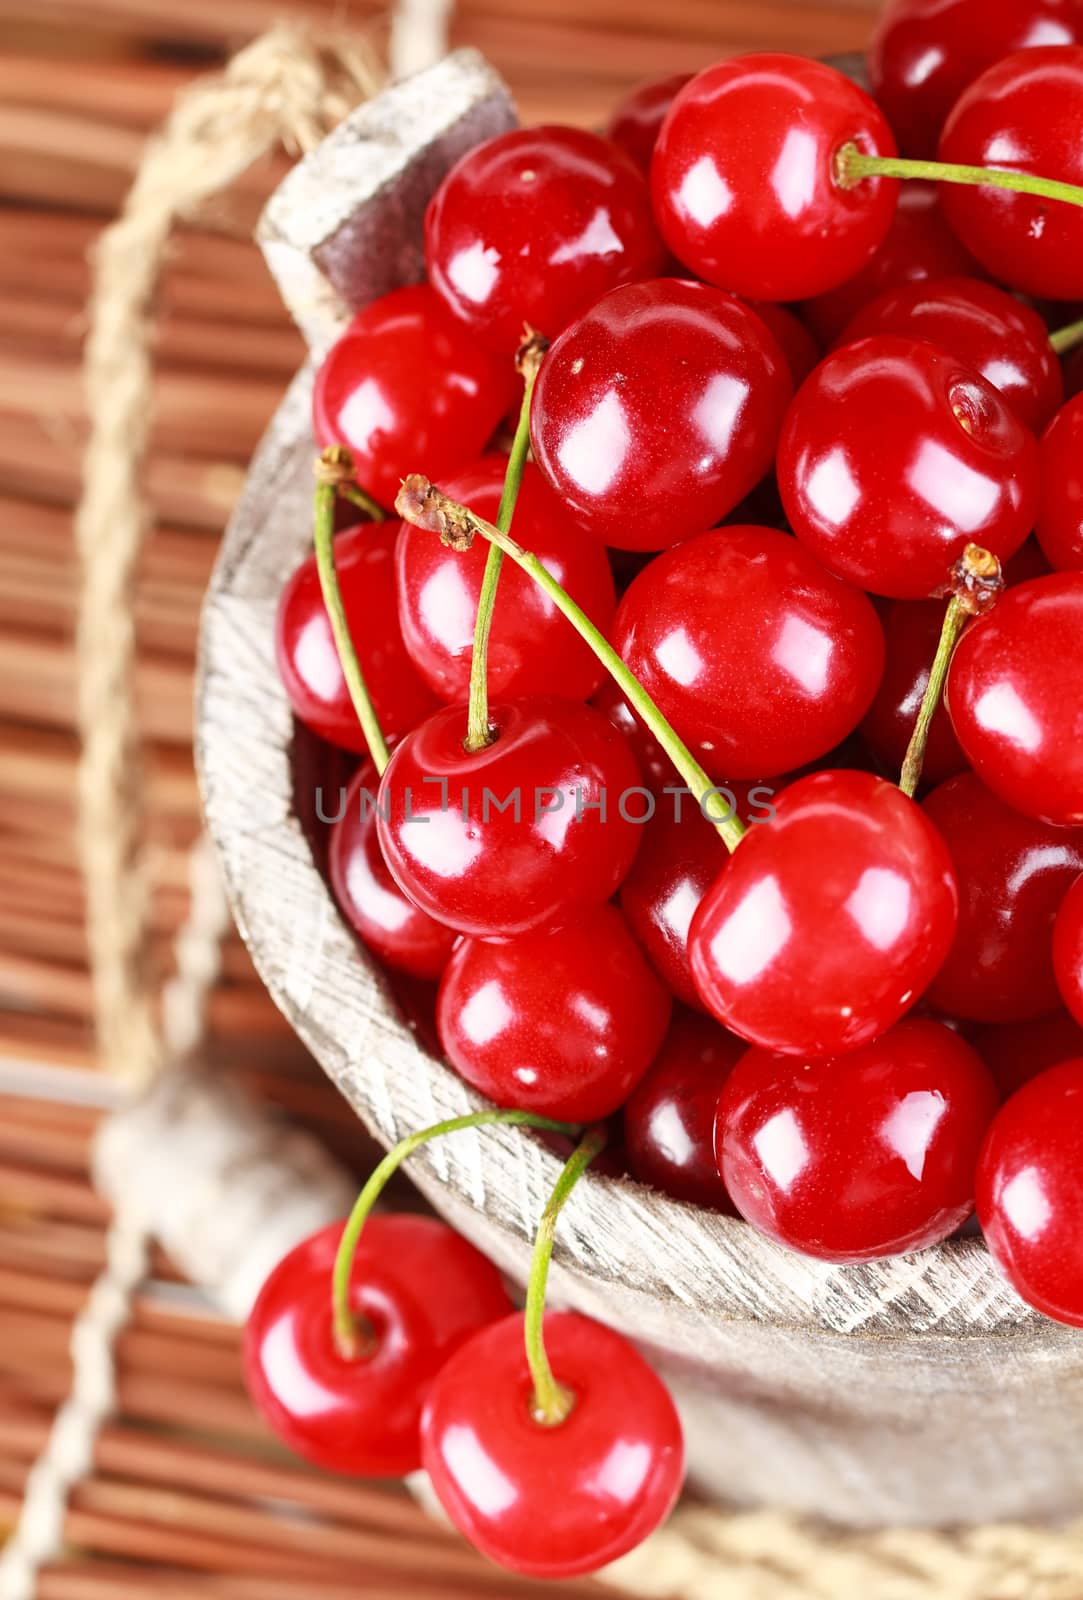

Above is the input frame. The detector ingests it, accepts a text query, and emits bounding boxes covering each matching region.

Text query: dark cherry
[716,1019,999,1261]
[312,286,517,511]
[613,525,885,781]
[946,572,1083,826]
[424,125,664,356]
[244,1215,511,1476]
[275,521,439,755]
[977,1057,1083,1324]
[651,54,898,301]
[748,303,822,390]
[529,278,792,551]
[329,765,458,981]
[421,1311,684,1578]
[437,904,672,1122]
[605,73,693,171]
[376,697,643,941]
[1053,872,1083,1025]
[591,678,672,795]
[801,181,982,345]
[921,772,1083,1023]
[395,455,615,705]
[778,335,1040,599]
[939,47,1083,301]
[969,1010,1083,1098]
[689,770,959,1057]
[624,1010,743,1210]
[868,0,1080,158]
[860,599,968,787]
[836,276,1064,434]
[1036,393,1083,571]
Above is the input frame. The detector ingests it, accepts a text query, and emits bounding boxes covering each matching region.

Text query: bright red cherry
[329,765,458,981]
[1053,872,1083,1024]
[529,279,792,551]
[946,573,1083,825]
[977,1057,1083,1324]
[605,73,693,171]
[860,599,969,787]
[689,770,959,1057]
[716,1019,998,1261]
[313,286,516,511]
[868,0,1080,159]
[651,54,898,302]
[1036,393,1083,571]
[836,276,1064,434]
[395,456,615,705]
[779,336,1040,599]
[424,126,664,356]
[244,1215,511,1476]
[748,302,822,389]
[376,697,643,941]
[421,1311,684,1577]
[801,181,982,344]
[921,772,1083,1022]
[624,1010,743,1209]
[969,1010,1083,1098]
[437,905,672,1122]
[938,47,1083,301]
[613,526,885,781]
[275,521,439,754]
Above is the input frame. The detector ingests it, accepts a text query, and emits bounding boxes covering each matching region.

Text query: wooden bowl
[196,51,1083,1530]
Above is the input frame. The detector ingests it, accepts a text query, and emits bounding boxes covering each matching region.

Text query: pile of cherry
[247,7,1083,1579]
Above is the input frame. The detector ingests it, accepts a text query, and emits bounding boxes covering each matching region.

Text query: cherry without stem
[968,1010,1083,1099]
[604,73,693,171]
[716,1018,999,1261]
[1053,872,1083,1026]
[860,598,969,787]
[1036,393,1083,571]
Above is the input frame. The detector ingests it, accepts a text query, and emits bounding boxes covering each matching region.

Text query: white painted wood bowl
[196,50,1083,1529]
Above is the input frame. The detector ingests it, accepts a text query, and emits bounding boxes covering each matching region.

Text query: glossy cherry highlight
[624,1011,743,1209]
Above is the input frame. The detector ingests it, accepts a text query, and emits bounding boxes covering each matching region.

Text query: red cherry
[651,54,898,302]
[969,1010,1083,1097]
[1036,393,1083,571]
[329,765,458,981]
[424,126,664,356]
[836,276,1064,434]
[868,0,1080,159]
[437,905,672,1122]
[860,599,969,787]
[938,47,1083,301]
[1053,872,1083,1024]
[613,526,885,781]
[624,1010,743,1209]
[605,73,693,171]
[748,303,823,389]
[689,770,959,1057]
[275,521,439,754]
[244,1216,511,1476]
[977,1057,1083,1324]
[946,572,1083,825]
[376,698,644,941]
[591,678,672,795]
[529,278,792,551]
[921,772,1083,1023]
[395,455,615,704]
[778,335,1040,599]
[801,181,982,345]
[313,286,516,511]
[716,1019,998,1261]
[421,1311,684,1577]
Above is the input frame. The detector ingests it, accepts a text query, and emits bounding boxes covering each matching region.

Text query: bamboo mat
[0,0,877,1592]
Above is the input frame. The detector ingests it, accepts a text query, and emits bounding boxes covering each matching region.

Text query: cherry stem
[313,446,392,777]
[466,335,547,753]
[331,1108,581,1360]
[338,480,386,522]
[524,1125,607,1427]
[837,143,1083,214]
[1049,315,1083,356]
[899,543,1003,799]
[394,476,748,851]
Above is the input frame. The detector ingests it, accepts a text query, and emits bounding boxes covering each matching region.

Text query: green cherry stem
[331,1108,581,1359]
[1050,315,1083,356]
[313,446,391,777]
[524,1125,607,1426]
[465,333,548,753]
[837,143,1083,213]
[338,480,386,522]
[394,475,748,851]
[899,543,1003,799]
